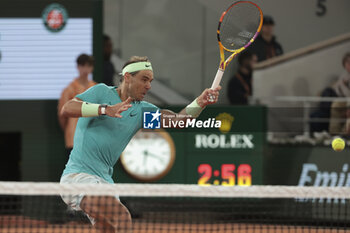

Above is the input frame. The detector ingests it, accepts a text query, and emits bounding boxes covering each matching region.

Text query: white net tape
[0,182,350,198]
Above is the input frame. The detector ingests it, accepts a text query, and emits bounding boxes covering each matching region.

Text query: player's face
[129,70,153,101]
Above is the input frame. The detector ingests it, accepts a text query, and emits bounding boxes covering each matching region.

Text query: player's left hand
[197,86,221,108]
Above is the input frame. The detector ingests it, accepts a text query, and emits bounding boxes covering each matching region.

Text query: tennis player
[59,56,221,233]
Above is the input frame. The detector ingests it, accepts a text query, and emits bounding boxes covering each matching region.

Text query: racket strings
[219,3,261,51]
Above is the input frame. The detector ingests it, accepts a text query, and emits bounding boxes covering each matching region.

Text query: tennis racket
[211,1,263,89]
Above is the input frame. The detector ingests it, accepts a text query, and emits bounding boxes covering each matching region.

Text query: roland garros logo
[42,3,68,32]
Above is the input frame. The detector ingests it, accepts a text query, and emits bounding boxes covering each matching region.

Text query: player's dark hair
[76,54,94,66]
[120,56,150,82]
[342,52,350,68]
[238,51,254,67]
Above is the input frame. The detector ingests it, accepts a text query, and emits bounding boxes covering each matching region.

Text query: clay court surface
[1,216,349,233]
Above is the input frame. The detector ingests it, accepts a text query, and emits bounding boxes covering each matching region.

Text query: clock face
[121,130,175,182]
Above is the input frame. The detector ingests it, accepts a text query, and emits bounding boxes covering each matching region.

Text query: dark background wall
[0,0,103,181]
[0,100,65,181]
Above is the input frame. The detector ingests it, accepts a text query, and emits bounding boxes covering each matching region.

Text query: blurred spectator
[333,52,350,98]
[329,52,350,135]
[58,54,97,158]
[227,51,257,105]
[248,16,283,62]
[309,81,338,133]
[103,34,116,86]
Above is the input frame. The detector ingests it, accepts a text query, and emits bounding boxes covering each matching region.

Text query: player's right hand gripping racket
[211,1,263,89]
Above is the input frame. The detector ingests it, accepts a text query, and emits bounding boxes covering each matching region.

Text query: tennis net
[0,182,350,233]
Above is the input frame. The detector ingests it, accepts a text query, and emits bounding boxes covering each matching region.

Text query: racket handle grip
[211,69,224,89]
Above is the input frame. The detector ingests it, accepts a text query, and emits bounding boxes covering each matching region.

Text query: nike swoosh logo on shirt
[130,113,137,117]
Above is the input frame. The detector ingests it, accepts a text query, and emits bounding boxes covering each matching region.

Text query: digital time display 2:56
[198,164,252,186]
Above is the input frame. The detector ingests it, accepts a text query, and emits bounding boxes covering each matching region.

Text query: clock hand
[146,151,165,163]
[143,150,148,165]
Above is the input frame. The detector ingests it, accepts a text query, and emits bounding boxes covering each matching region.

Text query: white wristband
[185,98,204,118]
[81,102,100,117]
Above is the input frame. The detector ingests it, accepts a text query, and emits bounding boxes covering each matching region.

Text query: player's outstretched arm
[61,97,133,118]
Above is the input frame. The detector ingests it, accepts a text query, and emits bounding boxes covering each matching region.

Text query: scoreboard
[197,163,252,186]
[185,106,265,186]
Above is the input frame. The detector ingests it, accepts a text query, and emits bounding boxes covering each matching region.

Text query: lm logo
[143,110,161,129]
